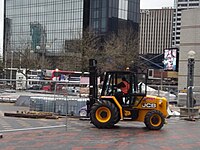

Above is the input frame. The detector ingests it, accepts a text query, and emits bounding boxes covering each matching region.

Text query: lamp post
[36,45,45,69]
[187,50,195,109]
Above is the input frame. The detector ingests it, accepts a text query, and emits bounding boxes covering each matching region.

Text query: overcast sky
[0,0,174,57]
[141,0,174,9]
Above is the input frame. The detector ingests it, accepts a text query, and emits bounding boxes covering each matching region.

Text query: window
[178,0,188,2]
[189,3,199,6]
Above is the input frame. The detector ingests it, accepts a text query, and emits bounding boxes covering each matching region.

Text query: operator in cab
[114,76,130,104]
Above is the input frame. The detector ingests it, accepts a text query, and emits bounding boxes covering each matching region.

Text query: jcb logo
[142,103,156,108]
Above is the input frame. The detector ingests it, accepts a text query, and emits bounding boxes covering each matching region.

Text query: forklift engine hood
[140,95,169,117]
[142,95,168,107]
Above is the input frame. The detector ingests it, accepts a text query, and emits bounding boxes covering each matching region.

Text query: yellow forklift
[87,59,168,130]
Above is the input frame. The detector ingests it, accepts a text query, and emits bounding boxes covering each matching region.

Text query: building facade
[3,0,140,70]
[140,8,174,55]
[139,8,174,73]
[178,8,200,91]
[172,0,200,47]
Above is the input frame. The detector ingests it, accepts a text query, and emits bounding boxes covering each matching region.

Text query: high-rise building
[172,0,200,47]
[140,8,174,55]
[139,8,174,70]
[3,0,140,69]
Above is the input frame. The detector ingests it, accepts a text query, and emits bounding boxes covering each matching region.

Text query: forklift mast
[86,59,98,116]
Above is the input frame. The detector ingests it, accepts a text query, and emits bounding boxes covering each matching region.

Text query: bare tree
[60,29,100,72]
[11,42,51,88]
[55,52,81,70]
[54,28,139,73]
[14,42,51,70]
[101,29,139,71]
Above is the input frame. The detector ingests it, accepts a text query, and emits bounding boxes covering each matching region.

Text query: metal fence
[29,96,88,116]
[3,78,200,112]
[0,79,89,116]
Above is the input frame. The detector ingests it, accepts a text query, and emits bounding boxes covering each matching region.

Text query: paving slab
[0,117,200,150]
[1,103,200,150]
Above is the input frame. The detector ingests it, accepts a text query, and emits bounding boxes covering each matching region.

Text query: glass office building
[4,0,140,67]
[90,0,140,34]
[4,0,85,55]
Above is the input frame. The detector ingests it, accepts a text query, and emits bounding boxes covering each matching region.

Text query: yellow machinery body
[100,95,168,122]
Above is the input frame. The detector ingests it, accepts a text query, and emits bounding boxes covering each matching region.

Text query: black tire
[144,110,165,130]
[113,115,121,124]
[90,100,119,128]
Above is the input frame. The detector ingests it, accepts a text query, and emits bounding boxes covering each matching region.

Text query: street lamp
[187,50,195,109]
[36,45,45,69]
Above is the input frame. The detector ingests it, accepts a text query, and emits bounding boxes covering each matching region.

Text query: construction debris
[4,111,59,119]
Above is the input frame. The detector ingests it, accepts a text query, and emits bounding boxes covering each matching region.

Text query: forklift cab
[100,71,147,106]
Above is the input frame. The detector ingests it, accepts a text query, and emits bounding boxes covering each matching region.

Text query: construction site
[0,59,200,150]
[0,102,200,150]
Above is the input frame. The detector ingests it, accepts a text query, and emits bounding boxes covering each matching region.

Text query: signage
[163,48,179,71]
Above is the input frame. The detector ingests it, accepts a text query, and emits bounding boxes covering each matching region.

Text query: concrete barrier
[180,107,199,118]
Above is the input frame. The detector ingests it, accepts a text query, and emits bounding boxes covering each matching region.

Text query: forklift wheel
[90,100,119,128]
[144,110,165,130]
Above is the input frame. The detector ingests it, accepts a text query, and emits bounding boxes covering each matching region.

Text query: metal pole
[186,56,195,120]
[25,68,28,90]
[187,58,195,108]
[160,69,163,91]
[65,82,68,131]
[4,50,7,79]
[158,85,160,97]
[42,46,45,70]
[19,53,21,69]
[10,51,13,84]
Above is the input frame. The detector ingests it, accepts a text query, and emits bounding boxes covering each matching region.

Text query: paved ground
[1,103,200,150]
[0,103,66,131]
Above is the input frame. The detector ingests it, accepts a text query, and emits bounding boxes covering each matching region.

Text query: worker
[114,76,130,104]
